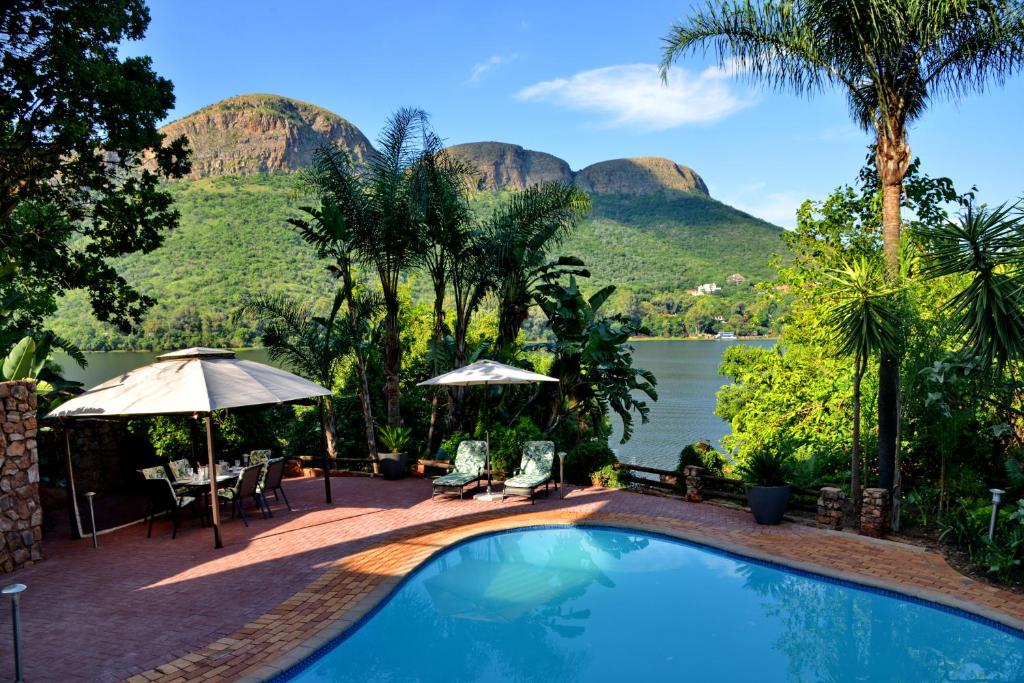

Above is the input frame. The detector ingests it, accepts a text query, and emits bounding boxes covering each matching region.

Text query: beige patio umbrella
[47,347,331,548]
[418,360,558,501]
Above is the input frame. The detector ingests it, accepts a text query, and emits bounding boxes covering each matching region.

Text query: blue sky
[129,0,1024,227]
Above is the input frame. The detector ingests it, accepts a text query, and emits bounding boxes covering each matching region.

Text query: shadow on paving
[0,475,630,682]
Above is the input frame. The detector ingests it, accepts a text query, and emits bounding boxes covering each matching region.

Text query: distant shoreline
[628,335,779,342]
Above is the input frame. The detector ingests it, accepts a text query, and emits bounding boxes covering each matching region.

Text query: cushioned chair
[143,477,197,539]
[139,465,168,480]
[217,464,268,527]
[257,458,291,513]
[248,449,272,489]
[167,459,191,481]
[431,441,486,499]
[503,441,555,504]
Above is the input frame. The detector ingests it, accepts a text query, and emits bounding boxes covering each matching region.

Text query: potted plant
[736,448,793,525]
[377,425,412,480]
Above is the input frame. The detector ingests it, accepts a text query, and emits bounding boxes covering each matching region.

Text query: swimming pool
[282,526,1024,681]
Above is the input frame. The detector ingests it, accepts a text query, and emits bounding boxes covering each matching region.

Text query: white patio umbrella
[47,347,331,548]
[418,360,558,501]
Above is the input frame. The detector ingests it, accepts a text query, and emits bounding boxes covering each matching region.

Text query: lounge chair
[431,441,486,499]
[503,441,556,504]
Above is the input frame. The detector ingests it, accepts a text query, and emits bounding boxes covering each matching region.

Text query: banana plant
[1,333,86,399]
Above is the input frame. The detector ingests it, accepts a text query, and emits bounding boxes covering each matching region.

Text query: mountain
[446,142,573,190]
[447,142,710,197]
[159,94,373,177]
[48,95,788,349]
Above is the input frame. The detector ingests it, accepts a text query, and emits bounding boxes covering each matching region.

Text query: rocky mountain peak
[159,94,373,178]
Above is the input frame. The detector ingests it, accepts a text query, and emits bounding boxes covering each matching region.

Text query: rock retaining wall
[1,381,42,573]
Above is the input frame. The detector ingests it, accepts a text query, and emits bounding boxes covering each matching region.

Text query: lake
[54,340,773,471]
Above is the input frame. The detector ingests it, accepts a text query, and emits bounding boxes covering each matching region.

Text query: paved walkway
[1,476,1022,682]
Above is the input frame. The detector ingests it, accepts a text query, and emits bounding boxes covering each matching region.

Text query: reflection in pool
[283,526,1024,682]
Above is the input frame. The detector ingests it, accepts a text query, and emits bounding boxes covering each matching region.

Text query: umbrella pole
[61,419,84,540]
[206,416,223,549]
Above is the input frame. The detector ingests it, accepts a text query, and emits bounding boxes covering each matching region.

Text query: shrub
[735,447,793,487]
[677,439,726,475]
[487,417,544,476]
[377,425,412,453]
[591,464,629,489]
[564,440,618,485]
[439,432,472,461]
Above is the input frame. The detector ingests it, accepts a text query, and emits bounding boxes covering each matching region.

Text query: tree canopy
[0,0,189,343]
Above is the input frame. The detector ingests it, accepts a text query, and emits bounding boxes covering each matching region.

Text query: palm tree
[661,0,1024,491]
[917,201,1024,368]
[488,182,591,352]
[412,147,477,452]
[824,257,901,510]
[292,146,382,461]
[236,290,349,502]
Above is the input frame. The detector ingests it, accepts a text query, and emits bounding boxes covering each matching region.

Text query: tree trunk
[383,303,402,427]
[875,127,910,493]
[851,360,863,514]
[354,349,377,461]
[320,397,338,458]
[319,398,335,504]
[339,266,378,460]
[496,291,528,352]
[426,281,446,456]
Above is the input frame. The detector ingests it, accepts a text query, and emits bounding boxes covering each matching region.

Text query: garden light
[989,489,1005,540]
[3,583,26,682]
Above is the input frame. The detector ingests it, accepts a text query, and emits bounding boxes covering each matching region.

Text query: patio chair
[431,441,486,500]
[248,449,272,489]
[167,458,191,481]
[139,465,169,481]
[257,458,291,513]
[217,464,269,527]
[503,441,555,504]
[143,477,198,540]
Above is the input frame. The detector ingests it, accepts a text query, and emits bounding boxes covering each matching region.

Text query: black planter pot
[747,485,790,525]
[378,452,408,480]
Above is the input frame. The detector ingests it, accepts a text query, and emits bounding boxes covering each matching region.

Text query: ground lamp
[418,360,559,501]
[989,488,1005,539]
[3,583,26,682]
[46,348,332,549]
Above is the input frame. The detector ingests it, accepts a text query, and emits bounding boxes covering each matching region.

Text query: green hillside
[48,174,788,350]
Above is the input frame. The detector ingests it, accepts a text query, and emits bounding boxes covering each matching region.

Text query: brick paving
[1,475,1022,682]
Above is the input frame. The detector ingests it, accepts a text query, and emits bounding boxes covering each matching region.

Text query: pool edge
[262,517,1024,682]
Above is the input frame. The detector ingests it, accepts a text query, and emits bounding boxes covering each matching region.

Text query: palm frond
[916,201,1024,368]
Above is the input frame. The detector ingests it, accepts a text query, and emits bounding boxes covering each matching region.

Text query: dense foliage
[47,176,789,349]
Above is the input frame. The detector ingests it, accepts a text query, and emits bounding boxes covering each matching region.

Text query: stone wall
[683,465,706,503]
[1,381,42,573]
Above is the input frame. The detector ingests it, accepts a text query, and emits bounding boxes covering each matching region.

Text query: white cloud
[516,63,753,129]
[469,54,517,83]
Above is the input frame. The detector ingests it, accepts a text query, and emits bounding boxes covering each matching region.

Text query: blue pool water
[284,527,1024,682]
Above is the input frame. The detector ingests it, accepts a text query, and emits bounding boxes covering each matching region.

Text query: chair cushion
[504,472,550,490]
[433,472,477,487]
[217,489,235,500]
[519,441,554,478]
[453,441,486,476]
[178,496,196,507]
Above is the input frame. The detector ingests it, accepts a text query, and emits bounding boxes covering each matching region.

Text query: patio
[2,475,1024,682]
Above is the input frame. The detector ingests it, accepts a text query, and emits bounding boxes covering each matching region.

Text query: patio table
[175,469,242,527]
